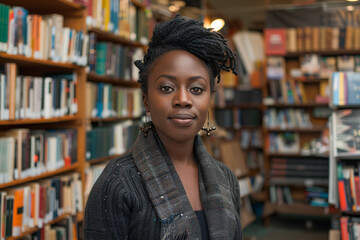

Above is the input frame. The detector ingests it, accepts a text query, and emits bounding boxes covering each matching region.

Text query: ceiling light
[347,5,355,11]
[346,0,358,2]
[210,18,225,31]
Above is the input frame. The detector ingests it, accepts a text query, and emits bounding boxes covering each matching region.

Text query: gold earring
[140,111,152,137]
[201,112,216,136]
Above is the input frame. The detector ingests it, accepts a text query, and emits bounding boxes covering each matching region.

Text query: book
[264,28,287,56]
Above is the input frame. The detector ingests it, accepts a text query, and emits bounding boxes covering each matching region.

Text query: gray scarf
[132,125,241,239]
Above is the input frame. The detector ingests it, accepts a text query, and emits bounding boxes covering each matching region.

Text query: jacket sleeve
[84,167,131,240]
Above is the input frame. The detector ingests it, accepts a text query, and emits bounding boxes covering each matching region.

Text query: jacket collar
[132,124,230,239]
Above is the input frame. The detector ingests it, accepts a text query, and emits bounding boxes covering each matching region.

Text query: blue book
[346,72,360,105]
[332,72,340,106]
[96,84,104,117]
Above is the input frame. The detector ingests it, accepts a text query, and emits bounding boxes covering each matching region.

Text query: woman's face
[143,50,211,144]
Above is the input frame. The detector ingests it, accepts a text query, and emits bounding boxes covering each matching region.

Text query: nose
[173,88,192,108]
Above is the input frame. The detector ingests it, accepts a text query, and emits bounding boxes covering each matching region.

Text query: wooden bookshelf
[7,213,77,240]
[0,115,79,126]
[273,202,329,217]
[283,49,360,58]
[91,116,140,123]
[87,73,140,88]
[88,27,145,47]
[215,103,264,109]
[265,126,326,132]
[87,154,124,165]
[293,77,329,83]
[0,163,80,190]
[0,0,84,14]
[265,102,329,108]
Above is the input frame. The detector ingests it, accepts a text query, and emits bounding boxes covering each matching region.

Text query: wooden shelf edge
[87,73,140,87]
[0,52,81,69]
[268,153,329,158]
[7,212,82,240]
[87,28,145,47]
[90,116,141,123]
[265,127,326,132]
[267,49,360,57]
[0,163,80,189]
[273,202,330,217]
[0,0,84,12]
[264,103,329,108]
[87,154,124,165]
[215,104,263,109]
[0,115,79,126]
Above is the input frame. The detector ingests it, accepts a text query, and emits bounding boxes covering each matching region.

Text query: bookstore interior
[2,0,360,239]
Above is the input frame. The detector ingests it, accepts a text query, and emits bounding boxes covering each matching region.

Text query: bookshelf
[0,0,151,239]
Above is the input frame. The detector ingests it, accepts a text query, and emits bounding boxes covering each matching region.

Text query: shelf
[268,153,329,158]
[273,202,330,217]
[0,52,80,72]
[0,163,80,190]
[87,73,140,87]
[88,28,146,47]
[265,126,326,132]
[332,105,360,109]
[7,212,80,240]
[91,116,140,123]
[293,77,329,83]
[215,103,263,109]
[0,0,84,14]
[223,126,262,131]
[269,178,328,187]
[265,103,329,108]
[87,154,124,165]
[0,115,78,126]
[275,49,360,58]
[335,153,360,160]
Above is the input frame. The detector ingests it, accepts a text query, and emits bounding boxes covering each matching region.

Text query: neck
[157,134,196,166]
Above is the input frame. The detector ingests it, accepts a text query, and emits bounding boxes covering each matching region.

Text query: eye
[190,87,204,94]
[160,86,174,93]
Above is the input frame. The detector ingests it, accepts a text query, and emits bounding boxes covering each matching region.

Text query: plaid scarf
[132,125,242,239]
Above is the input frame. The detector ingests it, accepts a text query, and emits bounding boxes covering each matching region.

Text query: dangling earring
[201,112,216,136]
[140,111,152,137]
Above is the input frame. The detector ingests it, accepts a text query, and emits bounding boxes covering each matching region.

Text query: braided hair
[134,14,237,94]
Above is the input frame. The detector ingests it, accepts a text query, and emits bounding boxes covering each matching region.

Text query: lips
[168,113,196,126]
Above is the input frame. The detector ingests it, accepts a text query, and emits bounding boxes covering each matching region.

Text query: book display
[0,0,150,239]
[329,72,360,239]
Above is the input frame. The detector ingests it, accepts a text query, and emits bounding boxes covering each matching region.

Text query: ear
[142,94,150,112]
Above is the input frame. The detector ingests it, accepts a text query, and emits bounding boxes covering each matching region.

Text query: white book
[43,77,53,118]
[22,186,30,232]
[61,27,70,63]
[7,14,16,55]
[47,136,57,171]
[80,34,89,66]
[0,74,5,120]
[25,15,33,57]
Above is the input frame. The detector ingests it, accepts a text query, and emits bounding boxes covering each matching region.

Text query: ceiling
[204,0,356,30]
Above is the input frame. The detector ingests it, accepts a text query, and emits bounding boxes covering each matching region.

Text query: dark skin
[143,50,211,211]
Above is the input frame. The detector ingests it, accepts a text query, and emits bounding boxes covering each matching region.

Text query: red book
[340,217,349,240]
[338,179,348,211]
[265,28,287,56]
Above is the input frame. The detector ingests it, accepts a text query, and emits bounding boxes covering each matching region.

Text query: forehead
[149,50,210,78]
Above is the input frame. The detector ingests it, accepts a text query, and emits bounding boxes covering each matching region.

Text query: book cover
[264,28,287,56]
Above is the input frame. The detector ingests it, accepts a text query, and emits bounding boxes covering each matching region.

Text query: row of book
[86,82,143,119]
[86,0,150,43]
[264,108,313,129]
[337,162,360,212]
[245,150,264,171]
[0,172,83,239]
[214,88,262,107]
[86,120,140,160]
[0,5,89,66]
[305,187,329,207]
[214,108,262,129]
[0,64,77,121]
[84,163,106,203]
[0,128,77,184]
[269,157,329,186]
[269,185,293,205]
[331,72,360,107]
[239,129,263,149]
[340,216,360,240]
[265,26,360,55]
[88,34,144,81]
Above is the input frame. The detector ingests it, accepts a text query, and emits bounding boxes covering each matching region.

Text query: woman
[84,15,241,239]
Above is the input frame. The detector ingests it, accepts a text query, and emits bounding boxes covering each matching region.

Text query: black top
[195,210,210,240]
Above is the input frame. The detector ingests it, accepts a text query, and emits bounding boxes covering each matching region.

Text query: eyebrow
[155,74,208,82]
